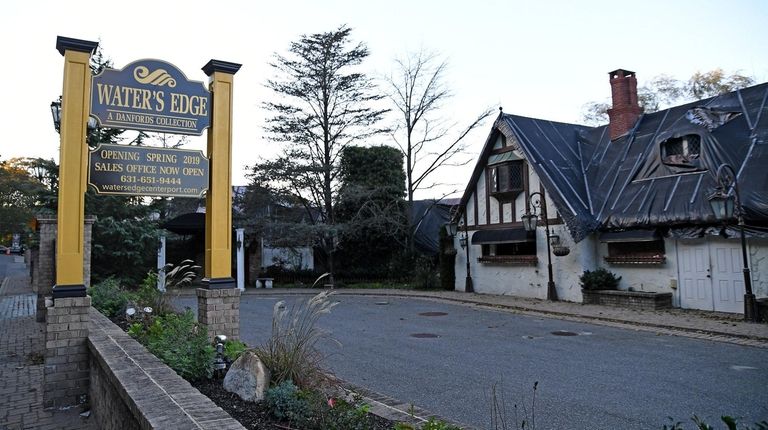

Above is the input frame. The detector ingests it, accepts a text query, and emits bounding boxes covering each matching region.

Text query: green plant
[265,380,311,423]
[662,415,768,430]
[315,394,372,430]
[89,278,129,317]
[135,310,214,380]
[223,339,248,362]
[253,291,338,388]
[395,417,462,430]
[412,255,438,289]
[579,268,621,291]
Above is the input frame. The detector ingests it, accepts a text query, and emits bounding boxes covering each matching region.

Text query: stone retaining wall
[88,309,244,429]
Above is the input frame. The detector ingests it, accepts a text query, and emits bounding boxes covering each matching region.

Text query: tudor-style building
[453,69,768,312]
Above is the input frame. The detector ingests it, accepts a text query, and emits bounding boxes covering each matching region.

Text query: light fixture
[521,213,538,232]
[50,101,62,132]
[707,185,736,221]
[50,99,98,132]
[459,234,467,249]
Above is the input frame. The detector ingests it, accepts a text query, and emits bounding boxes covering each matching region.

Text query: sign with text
[91,59,211,135]
[88,144,209,198]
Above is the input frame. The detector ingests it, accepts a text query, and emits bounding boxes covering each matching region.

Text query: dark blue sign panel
[88,144,209,198]
[91,59,210,135]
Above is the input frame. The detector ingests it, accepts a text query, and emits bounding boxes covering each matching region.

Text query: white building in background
[453,69,768,313]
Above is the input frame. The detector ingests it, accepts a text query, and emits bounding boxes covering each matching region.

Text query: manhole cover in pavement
[410,333,440,338]
[419,312,448,317]
[551,330,578,336]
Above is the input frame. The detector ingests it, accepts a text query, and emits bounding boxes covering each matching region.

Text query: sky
[2,0,767,199]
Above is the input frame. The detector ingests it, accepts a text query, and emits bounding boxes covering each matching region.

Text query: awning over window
[471,228,533,245]
[487,151,522,166]
[599,230,660,243]
[161,212,205,235]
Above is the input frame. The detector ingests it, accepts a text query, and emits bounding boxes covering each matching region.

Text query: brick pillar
[197,288,240,341]
[34,217,95,322]
[35,218,58,322]
[44,296,91,408]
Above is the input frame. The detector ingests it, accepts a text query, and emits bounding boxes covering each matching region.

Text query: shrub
[265,381,374,430]
[89,278,129,317]
[223,339,248,362]
[253,291,338,389]
[412,255,439,290]
[313,393,372,430]
[135,310,214,380]
[579,268,621,291]
[265,380,311,423]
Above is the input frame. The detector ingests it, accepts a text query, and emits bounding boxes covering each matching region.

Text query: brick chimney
[607,69,642,140]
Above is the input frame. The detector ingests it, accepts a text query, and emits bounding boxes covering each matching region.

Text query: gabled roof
[459,82,768,242]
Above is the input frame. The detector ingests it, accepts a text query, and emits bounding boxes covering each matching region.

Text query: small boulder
[223,351,271,402]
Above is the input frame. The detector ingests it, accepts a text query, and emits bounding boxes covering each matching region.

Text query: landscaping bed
[192,377,395,430]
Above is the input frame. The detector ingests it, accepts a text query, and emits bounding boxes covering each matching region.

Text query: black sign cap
[202,59,242,76]
[56,36,99,56]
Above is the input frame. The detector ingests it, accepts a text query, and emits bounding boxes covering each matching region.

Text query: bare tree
[384,50,493,251]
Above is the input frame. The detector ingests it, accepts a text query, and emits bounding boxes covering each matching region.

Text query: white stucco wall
[596,239,681,305]
[750,239,768,297]
[455,224,593,302]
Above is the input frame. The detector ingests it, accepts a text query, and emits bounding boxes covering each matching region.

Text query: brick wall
[43,296,91,408]
[582,289,673,310]
[197,288,241,341]
[88,310,244,429]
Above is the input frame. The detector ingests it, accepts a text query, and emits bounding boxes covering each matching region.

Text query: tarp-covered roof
[460,82,768,242]
[412,199,459,255]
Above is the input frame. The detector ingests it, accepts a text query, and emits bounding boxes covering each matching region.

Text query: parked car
[0,245,8,253]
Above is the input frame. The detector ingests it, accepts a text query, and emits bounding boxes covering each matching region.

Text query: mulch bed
[192,377,395,430]
[109,314,395,429]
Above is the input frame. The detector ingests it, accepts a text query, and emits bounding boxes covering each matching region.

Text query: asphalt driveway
[174,293,768,429]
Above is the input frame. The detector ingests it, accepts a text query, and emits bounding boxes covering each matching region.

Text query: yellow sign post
[201,60,241,288]
[53,37,98,298]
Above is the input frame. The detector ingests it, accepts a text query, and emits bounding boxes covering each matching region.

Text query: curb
[334,378,477,430]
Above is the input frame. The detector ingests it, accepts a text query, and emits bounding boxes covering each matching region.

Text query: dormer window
[489,160,524,200]
[661,134,701,168]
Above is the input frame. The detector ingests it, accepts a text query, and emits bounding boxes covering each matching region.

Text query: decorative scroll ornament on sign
[133,66,177,87]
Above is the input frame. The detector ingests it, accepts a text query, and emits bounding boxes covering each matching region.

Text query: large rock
[223,351,271,402]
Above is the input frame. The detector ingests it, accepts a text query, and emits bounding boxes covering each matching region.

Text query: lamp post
[707,164,757,322]
[522,191,558,301]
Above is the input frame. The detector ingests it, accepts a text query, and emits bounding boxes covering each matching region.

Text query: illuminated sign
[91,59,210,135]
[88,144,209,198]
